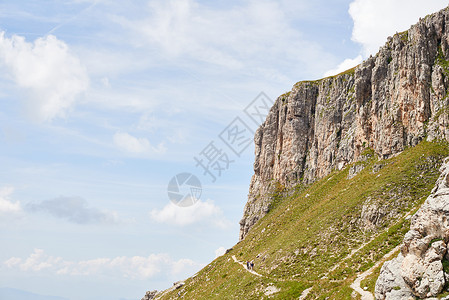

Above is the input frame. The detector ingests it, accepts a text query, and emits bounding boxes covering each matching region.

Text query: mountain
[0,287,69,300]
[240,6,449,241]
[143,5,449,300]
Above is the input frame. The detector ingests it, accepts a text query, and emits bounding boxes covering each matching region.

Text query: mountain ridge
[152,136,449,299]
[240,5,449,240]
[142,4,449,300]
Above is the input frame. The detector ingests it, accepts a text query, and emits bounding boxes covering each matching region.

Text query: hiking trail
[350,244,401,300]
[298,287,312,300]
[330,211,412,274]
[232,255,262,277]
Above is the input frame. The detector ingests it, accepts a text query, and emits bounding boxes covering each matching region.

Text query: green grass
[433,46,449,122]
[158,140,449,300]
[397,30,409,43]
[430,237,444,247]
[292,64,357,90]
[434,106,449,121]
[332,65,357,77]
[436,46,449,72]
[435,45,449,87]
[360,247,401,294]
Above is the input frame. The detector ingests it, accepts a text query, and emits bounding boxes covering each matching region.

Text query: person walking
[246,261,250,270]
[250,261,254,271]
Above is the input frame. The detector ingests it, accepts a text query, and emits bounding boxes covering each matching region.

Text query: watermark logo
[168,92,274,207]
[194,141,235,183]
[244,92,273,125]
[218,117,253,157]
[167,173,202,207]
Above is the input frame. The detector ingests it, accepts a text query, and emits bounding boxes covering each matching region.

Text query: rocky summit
[143,5,449,300]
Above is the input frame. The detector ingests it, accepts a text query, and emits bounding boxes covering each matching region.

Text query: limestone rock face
[374,254,414,300]
[375,158,449,299]
[240,6,449,240]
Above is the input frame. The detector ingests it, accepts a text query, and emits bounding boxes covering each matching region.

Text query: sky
[0,1,448,300]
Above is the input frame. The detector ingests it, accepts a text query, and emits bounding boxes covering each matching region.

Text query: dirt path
[298,287,312,300]
[232,255,263,277]
[329,239,372,273]
[330,211,412,274]
[350,244,401,300]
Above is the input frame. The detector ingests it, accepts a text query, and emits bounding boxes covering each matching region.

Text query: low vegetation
[159,140,449,299]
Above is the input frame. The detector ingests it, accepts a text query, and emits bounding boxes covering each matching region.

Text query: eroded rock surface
[142,290,158,300]
[375,158,449,299]
[240,7,449,240]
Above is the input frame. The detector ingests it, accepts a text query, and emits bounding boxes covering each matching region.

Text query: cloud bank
[324,0,448,77]
[149,200,231,228]
[323,55,363,77]
[115,0,334,80]
[349,0,448,56]
[214,246,226,259]
[0,32,88,122]
[25,196,121,225]
[0,186,21,215]
[4,248,203,279]
[113,131,166,155]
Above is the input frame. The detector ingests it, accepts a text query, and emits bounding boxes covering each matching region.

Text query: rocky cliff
[240,6,449,240]
[375,157,449,299]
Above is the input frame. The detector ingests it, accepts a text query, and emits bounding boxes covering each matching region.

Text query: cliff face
[375,158,449,299]
[240,7,449,240]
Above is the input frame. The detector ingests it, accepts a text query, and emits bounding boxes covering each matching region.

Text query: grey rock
[173,281,185,289]
[360,202,388,231]
[348,164,365,179]
[240,5,449,240]
[376,158,449,298]
[372,163,384,173]
[141,290,158,300]
[374,254,414,300]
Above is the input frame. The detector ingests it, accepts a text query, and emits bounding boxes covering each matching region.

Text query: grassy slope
[159,140,449,300]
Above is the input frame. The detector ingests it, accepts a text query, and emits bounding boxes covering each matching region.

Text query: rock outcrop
[375,157,449,299]
[240,6,449,240]
[142,290,158,300]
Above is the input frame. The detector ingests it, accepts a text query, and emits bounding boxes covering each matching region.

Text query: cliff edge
[240,6,449,240]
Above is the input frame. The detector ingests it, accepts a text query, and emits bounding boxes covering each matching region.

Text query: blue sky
[0,1,447,300]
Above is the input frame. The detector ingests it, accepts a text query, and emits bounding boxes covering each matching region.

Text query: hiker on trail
[250,261,254,270]
[246,261,250,269]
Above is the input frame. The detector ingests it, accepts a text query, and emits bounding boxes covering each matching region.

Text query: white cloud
[114,0,334,79]
[16,248,62,272]
[4,248,203,279]
[113,131,166,154]
[214,246,226,259]
[4,257,21,268]
[349,0,448,56]
[149,200,231,228]
[0,32,89,122]
[25,196,122,225]
[323,55,363,77]
[0,186,21,215]
[170,258,200,275]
